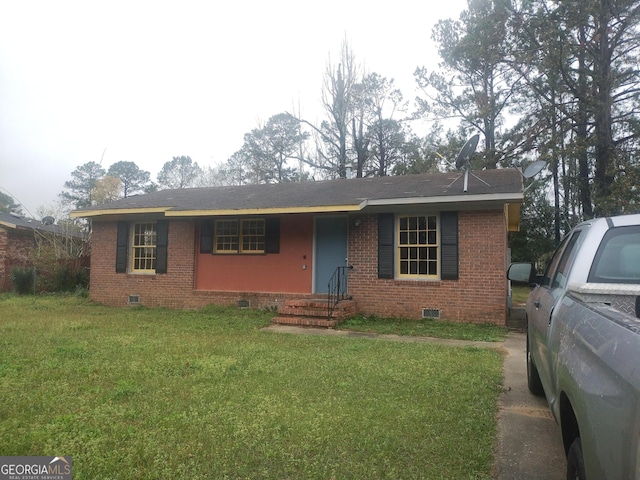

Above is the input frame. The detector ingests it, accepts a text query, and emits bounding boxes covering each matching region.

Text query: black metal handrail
[327,265,353,319]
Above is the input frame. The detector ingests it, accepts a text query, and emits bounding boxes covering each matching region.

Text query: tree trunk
[592,2,615,215]
[576,24,593,219]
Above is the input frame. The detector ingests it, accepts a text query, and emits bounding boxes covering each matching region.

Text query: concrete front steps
[272,298,357,328]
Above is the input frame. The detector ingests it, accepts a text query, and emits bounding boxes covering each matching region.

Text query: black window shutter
[155,220,169,274]
[440,211,459,280]
[200,220,214,253]
[265,217,280,254]
[116,221,128,273]
[378,213,394,279]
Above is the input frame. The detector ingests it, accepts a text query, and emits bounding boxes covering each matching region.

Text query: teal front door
[314,216,348,294]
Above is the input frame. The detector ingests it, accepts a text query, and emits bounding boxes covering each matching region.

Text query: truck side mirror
[508,262,537,285]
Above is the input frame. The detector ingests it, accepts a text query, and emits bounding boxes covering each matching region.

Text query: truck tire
[567,437,586,480]
[527,332,545,396]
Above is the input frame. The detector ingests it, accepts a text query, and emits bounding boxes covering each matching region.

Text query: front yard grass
[511,285,532,305]
[0,295,503,479]
[338,315,508,342]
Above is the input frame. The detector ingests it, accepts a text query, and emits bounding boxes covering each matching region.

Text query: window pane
[132,223,157,272]
[214,218,266,254]
[428,261,437,275]
[589,227,640,283]
[215,220,239,253]
[397,215,439,278]
[241,219,265,253]
[400,262,408,274]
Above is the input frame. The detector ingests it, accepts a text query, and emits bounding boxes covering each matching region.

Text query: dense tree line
[416,0,640,260]
[53,0,640,263]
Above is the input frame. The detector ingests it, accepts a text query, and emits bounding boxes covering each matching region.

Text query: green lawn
[0,295,504,479]
[338,315,508,342]
[511,285,532,305]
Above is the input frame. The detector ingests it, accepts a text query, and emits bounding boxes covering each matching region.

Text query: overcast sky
[0,0,467,217]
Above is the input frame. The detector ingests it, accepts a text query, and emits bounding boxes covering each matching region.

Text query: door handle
[534,300,541,309]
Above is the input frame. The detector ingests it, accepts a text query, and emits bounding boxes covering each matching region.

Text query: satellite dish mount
[449,134,489,192]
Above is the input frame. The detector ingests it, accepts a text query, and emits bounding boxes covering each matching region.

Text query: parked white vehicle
[508,214,640,479]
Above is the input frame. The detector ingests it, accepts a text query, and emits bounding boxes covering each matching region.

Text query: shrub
[10,267,34,294]
[38,263,89,293]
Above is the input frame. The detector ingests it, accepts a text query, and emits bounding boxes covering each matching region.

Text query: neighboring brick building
[72,170,523,325]
[0,212,86,291]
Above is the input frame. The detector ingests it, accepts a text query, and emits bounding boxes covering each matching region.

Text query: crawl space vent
[422,308,441,319]
[237,299,250,308]
[128,295,140,305]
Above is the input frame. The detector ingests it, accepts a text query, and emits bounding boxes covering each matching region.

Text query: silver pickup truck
[508,213,640,479]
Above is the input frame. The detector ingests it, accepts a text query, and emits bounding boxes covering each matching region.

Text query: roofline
[0,220,17,229]
[361,192,523,208]
[164,205,362,217]
[0,218,85,238]
[70,207,169,218]
[71,205,362,218]
[71,193,523,219]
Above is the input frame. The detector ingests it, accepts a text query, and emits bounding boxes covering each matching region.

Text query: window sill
[393,277,443,286]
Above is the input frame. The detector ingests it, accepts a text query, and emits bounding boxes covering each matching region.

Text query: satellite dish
[449,134,487,193]
[42,216,55,226]
[523,160,546,179]
[455,134,480,170]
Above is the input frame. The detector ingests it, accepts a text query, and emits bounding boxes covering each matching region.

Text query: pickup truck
[508,213,640,480]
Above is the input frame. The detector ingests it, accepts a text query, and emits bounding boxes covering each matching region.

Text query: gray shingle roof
[0,212,84,238]
[73,170,523,217]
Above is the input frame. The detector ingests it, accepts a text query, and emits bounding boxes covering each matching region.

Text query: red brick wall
[347,211,508,325]
[89,220,311,310]
[0,228,7,289]
[89,220,197,308]
[89,210,509,324]
[0,227,35,292]
[0,228,8,290]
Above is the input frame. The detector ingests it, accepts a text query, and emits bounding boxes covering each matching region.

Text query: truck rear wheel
[527,332,545,396]
[567,437,586,480]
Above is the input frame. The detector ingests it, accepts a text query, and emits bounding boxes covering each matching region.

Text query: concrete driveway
[494,332,566,479]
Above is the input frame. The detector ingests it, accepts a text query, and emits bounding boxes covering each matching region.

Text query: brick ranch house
[72,169,523,325]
